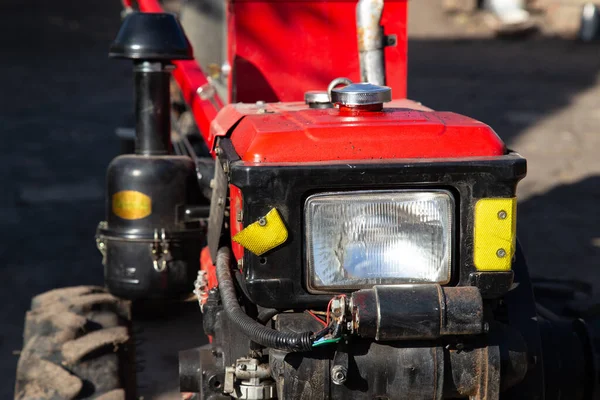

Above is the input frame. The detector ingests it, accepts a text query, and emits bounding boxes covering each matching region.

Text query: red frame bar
[136,0,224,150]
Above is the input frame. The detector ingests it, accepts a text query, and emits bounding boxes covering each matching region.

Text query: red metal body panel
[199,246,216,343]
[229,185,245,262]
[137,0,162,13]
[200,246,218,292]
[211,100,506,163]
[172,62,224,144]
[228,0,407,103]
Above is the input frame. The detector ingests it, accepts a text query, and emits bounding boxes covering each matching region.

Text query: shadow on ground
[409,37,600,145]
[519,176,600,282]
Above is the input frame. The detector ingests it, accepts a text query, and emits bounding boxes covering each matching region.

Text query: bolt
[237,258,244,269]
[223,162,229,173]
[221,63,231,78]
[483,322,490,333]
[498,210,507,220]
[197,84,215,100]
[258,217,267,226]
[215,147,222,156]
[331,365,348,385]
[386,35,397,46]
[236,210,243,222]
[209,179,215,189]
[497,248,507,258]
[217,197,224,206]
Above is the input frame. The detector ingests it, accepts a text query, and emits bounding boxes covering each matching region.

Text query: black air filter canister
[98,12,206,300]
[97,155,205,300]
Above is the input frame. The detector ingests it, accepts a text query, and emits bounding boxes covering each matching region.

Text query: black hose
[215,247,313,352]
[257,308,281,324]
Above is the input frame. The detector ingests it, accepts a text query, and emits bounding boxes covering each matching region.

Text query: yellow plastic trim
[233,208,288,256]
[473,198,517,271]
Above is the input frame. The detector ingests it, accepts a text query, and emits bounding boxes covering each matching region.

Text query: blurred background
[3,0,600,398]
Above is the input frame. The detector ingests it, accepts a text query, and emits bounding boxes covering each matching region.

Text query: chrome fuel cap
[330,82,391,107]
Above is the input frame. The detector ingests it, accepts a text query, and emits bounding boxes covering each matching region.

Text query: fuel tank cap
[330,83,391,107]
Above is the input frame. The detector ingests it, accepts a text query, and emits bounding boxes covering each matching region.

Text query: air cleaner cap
[109,12,193,61]
[331,82,391,107]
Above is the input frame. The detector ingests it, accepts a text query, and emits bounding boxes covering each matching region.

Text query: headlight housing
[305,190,454,292]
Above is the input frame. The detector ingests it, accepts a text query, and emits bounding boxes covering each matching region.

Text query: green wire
[312,337,342,347]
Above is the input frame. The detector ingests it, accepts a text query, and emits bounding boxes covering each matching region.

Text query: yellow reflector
[474,198,517,271]
[233,208,288,256]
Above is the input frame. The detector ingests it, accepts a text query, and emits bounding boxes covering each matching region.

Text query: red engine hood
[209,100,506,163]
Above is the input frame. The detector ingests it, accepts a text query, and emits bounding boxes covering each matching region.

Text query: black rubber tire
[14,286,135,400]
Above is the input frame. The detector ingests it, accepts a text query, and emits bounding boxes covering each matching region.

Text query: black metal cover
[109,12,193,61]
[221,139,526,309]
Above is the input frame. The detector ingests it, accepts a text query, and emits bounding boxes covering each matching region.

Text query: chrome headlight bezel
[305,189,455,293]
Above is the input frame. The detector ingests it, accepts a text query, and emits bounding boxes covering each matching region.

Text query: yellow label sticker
[112,190,152,220]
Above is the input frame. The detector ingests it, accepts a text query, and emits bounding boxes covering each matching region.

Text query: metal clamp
[224,357,276,399]
[151,228,172,272]
[96,221,108,264]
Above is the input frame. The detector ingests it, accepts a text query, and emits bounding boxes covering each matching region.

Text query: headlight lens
[305,190,453,292]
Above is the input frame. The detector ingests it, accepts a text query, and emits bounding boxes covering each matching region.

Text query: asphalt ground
[3,0,600,399]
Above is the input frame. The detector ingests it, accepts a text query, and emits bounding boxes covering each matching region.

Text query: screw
[497,248,507,258]
[498,210,507,220]
[258,217,267,226]
[331,365,347,385]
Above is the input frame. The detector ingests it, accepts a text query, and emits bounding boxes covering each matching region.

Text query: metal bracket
[207,155,229,262]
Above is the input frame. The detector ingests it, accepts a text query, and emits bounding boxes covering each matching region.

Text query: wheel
[14,286,135,400]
